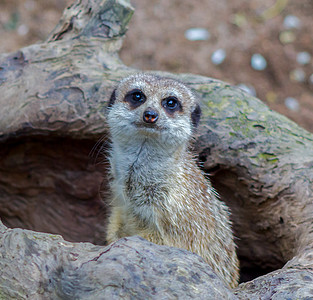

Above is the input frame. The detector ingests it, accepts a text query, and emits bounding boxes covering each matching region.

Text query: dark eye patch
[161,96,182,114]
[124,89,146,109]
[191,104,201,128]
[107,89,116,108]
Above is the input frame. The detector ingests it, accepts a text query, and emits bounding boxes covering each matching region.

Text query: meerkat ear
[191,104,201,128]
[107,89,116,108]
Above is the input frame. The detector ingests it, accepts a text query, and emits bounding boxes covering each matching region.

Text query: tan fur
[105,73,239,288]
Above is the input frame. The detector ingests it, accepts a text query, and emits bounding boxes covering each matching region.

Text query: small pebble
[211,49,226,65]
[283,15,301,29]
[232,13,247,28]
[17,24,29,36]
[290,69,306,82]
[279,31,295,44]
[285,97,300,112]
[266,91,277,103]
[296,52,311,65]
[184,28,210,41]
[237,84,256,96]
[251,54,267,71]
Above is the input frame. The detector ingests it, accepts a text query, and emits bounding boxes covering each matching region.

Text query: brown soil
[0,0,312,131]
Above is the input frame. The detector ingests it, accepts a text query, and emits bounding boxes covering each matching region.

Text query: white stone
[17,24,29,36]
[296,52,311,65]
[211,49,226,65]
[184,28,210,41]
[283,15,301,29]
[251,54,267,71]
[285,97,300,112]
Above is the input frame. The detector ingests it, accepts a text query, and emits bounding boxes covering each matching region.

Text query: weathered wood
[189,76,313,274]
[1,0,313,298]
[0,222,236,299]
[0,0,135,245]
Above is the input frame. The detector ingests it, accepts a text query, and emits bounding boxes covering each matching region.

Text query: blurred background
[0,0,312,131]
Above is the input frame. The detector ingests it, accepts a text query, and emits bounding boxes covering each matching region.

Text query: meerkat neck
[111,137,188,179]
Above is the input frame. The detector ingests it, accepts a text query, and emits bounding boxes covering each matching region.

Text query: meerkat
[105,73,239,288]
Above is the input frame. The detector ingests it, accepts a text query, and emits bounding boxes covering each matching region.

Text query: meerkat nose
[143,109,159,124]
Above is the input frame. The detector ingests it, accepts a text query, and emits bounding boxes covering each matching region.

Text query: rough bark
[0,222,236,299]
[1,0,313,298]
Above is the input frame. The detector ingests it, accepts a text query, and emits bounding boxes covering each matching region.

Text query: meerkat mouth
[133,122,163,131]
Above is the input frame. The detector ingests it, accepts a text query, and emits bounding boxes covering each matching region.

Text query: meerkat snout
[143,108,159,124]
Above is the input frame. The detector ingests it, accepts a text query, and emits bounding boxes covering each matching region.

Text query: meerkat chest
[113,142,172,207]
[125,167,168,206]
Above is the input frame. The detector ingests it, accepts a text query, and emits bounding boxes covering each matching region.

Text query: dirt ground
[0,0,312,132]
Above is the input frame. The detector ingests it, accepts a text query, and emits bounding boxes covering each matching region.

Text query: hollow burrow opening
[0,136,109,245]
[209,167,286,283]
[0,136,287,283]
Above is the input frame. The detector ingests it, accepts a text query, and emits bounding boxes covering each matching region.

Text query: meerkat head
[106,73,201,149]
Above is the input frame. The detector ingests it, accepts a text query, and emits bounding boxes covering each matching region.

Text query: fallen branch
[1,0,313,298]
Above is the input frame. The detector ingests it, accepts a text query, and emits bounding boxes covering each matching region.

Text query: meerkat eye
[166,98,178,108]
[132,91,144,102]
[124,89,146,108]
[162,97,181,113]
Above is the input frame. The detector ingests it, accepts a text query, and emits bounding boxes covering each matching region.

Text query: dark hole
[239,265,277,283]
[207,168,286,282]
[0,136,109,245]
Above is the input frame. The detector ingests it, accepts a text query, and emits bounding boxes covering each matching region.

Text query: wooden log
[1,0,313,298]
